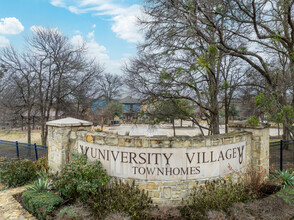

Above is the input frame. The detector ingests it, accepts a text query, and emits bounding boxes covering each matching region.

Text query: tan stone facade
[47,118,269,205]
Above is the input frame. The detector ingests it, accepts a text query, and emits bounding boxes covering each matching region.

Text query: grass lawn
[270,138,281,143]
[0,129,41,144]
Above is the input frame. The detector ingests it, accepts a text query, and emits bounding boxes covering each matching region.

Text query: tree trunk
[21,116,23,131]
[40,120,46,146]
[211,111,220,135]
[44,126,48,146]
[27,117,31,144]
[224,87,229,133]
[101,118,104,131]
[32,116,35,130]
[27,111,32,157]
[210,87,220,135]
[172,119,176,136]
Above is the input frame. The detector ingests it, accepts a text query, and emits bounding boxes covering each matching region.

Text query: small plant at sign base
[86,180,152,220]
[237,167,268,196]
[275,170,294,188]
[58,206,78,220]
[22,190,63,220]
[27,178,50,192]
[180,179,256,220]
[35,157,49,172]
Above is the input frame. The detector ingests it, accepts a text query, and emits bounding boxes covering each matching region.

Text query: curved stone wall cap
[46,117,93,127]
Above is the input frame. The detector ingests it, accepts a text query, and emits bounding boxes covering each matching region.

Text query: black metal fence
[270,140,294,170]
[0,140,48,161]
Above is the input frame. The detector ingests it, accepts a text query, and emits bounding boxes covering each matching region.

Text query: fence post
[34,143,38,161]
[280,140,283,171]
[16,141,19,159]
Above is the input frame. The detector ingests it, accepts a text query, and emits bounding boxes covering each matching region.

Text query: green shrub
[58,206,78,220]
[86,180,152,219]
[0,159,38,187]
[35,157,49,172]
[54,153,109,200]
[247,116,260,127]
[274,170,294,188]
[22,190,63,220]
[27,178,50,193]
[0,157,49,188]
[180,179,256,220]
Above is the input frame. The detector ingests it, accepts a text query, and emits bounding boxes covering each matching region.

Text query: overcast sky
[0,0,144,75]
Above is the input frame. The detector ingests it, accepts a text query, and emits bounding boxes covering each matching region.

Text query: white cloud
[0,36,9,47]
[87,30,95,39]
[74,30,82,34]
[71,34,123,74]
[111,5,143,43]
[68,6,84,14]
[71,34,109,63]
[50,0,65,7]
[50,0,143,43]
[0,17,24,35]
[92,24,96,28]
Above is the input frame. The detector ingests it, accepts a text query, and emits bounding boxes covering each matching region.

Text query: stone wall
[47,118,269,205]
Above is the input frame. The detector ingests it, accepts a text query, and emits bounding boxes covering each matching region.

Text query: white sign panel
[78,141,246,181]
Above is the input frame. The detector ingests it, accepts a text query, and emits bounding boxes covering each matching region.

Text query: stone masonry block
[192,139,206,147]
[171,140,183,148]
[86,135,94,143]
[105,137,118,146]
[147,183,159,190]
[124,138,134,147]
[163,187,171,199]
[137,184,146,191]
[172,190,181,200]
[142,139,150,148]
[135,139,142,147]
[70,131,77,140]
[94,136,105,145]
[183,140,191,147]
[119,138,125,146]
[153,191,161,198]
[150,139,163,148]
[224,137,233,145]
[147,191,153,197]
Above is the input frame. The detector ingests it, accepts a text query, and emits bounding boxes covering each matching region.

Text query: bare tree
[219,56,245,133]
[156,0,294,139]
[0,28,104,145]
[127,0,294,139]
[0,47,37,144]
[124,0,247,135]
[25,27,104,145]
[97,73,123,103]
